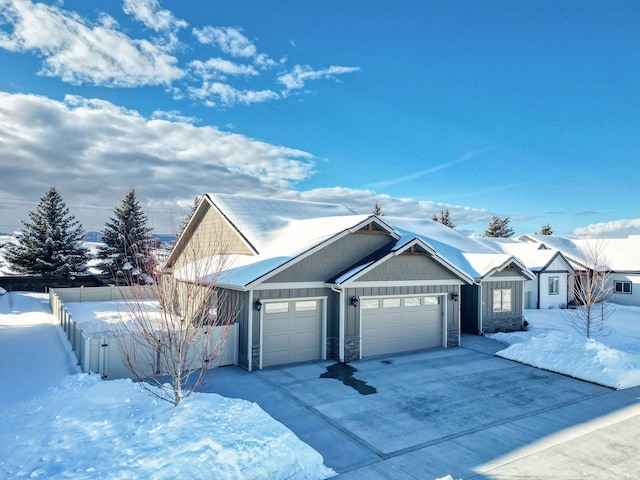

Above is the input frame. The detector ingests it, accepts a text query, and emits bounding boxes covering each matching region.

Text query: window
[382,298,401,308]
[264,302,289,314]
[423,296,439,305]
[493,289,512,312]
[361,299,379,310]
[548,277,560,295]
[614,281,632,294]
[404,297,421,307]
[295,300,317,311]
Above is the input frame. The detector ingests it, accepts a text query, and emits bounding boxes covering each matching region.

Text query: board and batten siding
[264,232,394,284]
[172,201,254,270]
[356,253,459,282]
[481,279,524,333]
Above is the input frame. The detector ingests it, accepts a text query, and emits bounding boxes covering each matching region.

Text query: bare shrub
[116,228,238,406]
[566,235,614,338]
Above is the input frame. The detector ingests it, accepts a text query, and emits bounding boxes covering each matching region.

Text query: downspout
[247,289,253,372]
[331,286,345,362]
[478,281,483,335]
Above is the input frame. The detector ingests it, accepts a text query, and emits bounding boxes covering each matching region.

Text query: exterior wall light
[350,296,359,307]
[254,299,262,311]
[451,291,459,302]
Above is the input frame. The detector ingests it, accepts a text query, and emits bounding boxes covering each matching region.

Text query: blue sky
[0,0,638,236]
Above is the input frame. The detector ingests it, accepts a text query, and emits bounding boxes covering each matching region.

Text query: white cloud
[122,0,187,33]
[192,26,256,57]
[189,58,259,81]
[573,219,640,238]
[281,187,492,226]
[278,65,360,91]
[0,92,312,232]
[0,0,183,87]
[188,82,279,107]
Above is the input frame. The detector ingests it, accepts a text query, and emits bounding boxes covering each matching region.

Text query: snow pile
[491,305,640,389]
[0,293,335,480]
[0,286,6,295]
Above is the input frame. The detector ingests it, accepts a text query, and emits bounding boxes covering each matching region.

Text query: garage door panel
[362,296,443,358]
[263,300,322,367]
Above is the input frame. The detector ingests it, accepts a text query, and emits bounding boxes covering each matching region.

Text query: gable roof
[520,234,640,272]
[477,237,573,273]
[170,194,535,289]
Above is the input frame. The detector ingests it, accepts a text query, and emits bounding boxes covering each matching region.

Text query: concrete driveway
[206,335,640,479]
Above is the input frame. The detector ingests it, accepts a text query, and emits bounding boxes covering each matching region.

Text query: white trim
[339,290,345,362]
[258,296,328,369]
[253,282,328,291]
[442,295,448,348]
[248,290,253,372]
[344,280,465,288]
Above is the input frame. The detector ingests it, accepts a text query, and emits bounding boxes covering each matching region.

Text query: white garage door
[262,299,322,367]
[361,295,443,358]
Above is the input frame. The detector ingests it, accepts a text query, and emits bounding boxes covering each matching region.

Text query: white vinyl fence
[50,287,238,380]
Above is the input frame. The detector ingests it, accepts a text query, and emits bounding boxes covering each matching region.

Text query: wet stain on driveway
[320,363,377,395]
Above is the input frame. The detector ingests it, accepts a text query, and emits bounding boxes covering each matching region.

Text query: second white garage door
[262,299,322,368]
[361,295,443,358]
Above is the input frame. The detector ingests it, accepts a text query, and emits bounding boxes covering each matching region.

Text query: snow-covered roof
[206,193,357,253]
[175,195,534,288]
[476,237,571,272]
[521,234,640,272]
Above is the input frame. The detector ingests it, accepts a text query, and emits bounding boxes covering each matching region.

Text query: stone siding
[447,327,459,347]
[483,317,523,334]
[344,336,360,362]
[251,345,260,371]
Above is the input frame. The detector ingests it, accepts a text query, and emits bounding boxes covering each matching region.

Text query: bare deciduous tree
[567,235,614,338]
[116,229,238,406]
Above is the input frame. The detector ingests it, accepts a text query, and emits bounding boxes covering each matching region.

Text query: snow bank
[1,375,334,479]
[0,293,335,479]
[491,306,640,389]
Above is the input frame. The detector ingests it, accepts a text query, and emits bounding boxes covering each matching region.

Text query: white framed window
[614,281,632,294]
[404,297,421,307]
[295,300,317,311]
[264,302,289,314]
[423,296,439,305]
[361,299,379,310]
[382,298,401,308]
[493,289,512,312]
[548,277,560,295]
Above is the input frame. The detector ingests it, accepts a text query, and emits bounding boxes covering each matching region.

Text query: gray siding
[358,253,459,282]
[226,289,249,368]
[547,255,573,273]
[481,280,524,333]
[265,232,393,283]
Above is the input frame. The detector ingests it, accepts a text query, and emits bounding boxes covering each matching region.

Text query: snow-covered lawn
[491,305,640,389]
[0,292,334,479]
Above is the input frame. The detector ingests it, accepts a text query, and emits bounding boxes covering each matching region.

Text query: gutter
[331,286,345,362]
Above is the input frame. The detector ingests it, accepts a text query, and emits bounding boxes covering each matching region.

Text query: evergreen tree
[3,187,88,276]
[483,216,514,238]
[431,209,455,229]
[538,223,553,235]
[178,196,200,236]
[372,202,383,216]
[98,189,153,283]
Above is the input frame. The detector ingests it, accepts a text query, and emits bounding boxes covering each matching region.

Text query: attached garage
[360,295,444,358]
[261,299,324,368]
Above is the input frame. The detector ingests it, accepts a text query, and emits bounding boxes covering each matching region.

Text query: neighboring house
[520,234,640,307]
[165,194,534,370]
[478,238,574,309]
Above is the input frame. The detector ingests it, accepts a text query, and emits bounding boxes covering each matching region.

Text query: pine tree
[538,223,553,235]
[372,202,383,216]
[178,196,200,236]
[431,209,455,229]
[2,187,88,276]
[98,189,153,283]
[483,216,514,238]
